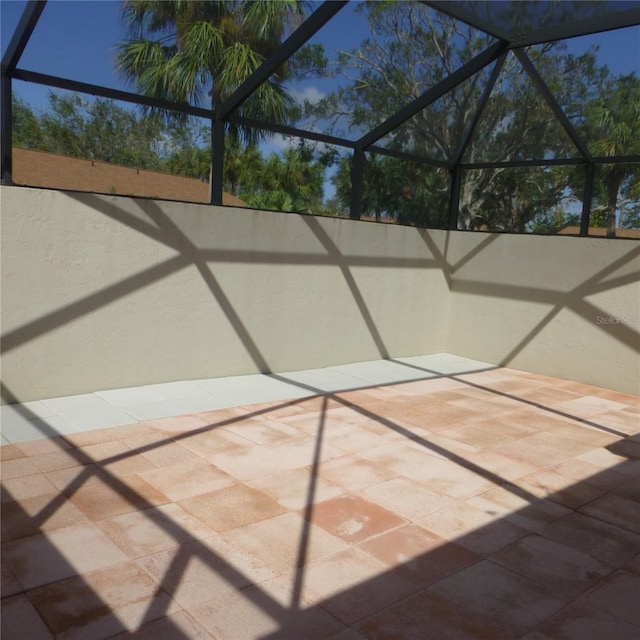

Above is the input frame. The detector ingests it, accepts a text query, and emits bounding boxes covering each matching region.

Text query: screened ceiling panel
[0,0,640,235]
[526,24,640,155]
[6,0,637,154]
[463,51,581,163]
[10,1,133,95]
[2,0,640,233]
[376,62,497,162]
[236,0,367,139]
[274,0,496,142]
[433,0,640,41]
[11,0,318,111]
[0,1,29,61]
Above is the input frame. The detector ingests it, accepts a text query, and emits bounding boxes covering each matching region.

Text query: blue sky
[3,0,638,109]
[1,0,372,108]
[2,0,639,198]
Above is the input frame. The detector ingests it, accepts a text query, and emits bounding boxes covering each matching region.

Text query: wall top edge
[2,185,638,242]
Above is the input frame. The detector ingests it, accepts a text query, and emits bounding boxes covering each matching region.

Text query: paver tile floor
[1,355,639,639]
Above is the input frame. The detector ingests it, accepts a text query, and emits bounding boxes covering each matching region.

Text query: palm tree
[224,135,262,196]
[261,146,325,212]
[587,74,640,237]
[116,0,306,142]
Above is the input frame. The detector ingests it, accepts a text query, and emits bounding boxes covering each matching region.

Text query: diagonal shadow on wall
[451,243,640,359]
[3,190,635,403]
[1,190,438,372]
[415,224,639,372]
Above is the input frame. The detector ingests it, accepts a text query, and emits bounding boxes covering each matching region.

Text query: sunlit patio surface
[1,354,639,640]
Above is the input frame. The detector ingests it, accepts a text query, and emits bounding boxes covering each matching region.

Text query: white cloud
[290,86,326,105]
[259,133,295,156]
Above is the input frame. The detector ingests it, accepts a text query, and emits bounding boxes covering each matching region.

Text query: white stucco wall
[445,232,640,395]
[2,187,638,402]
[0,187,449,403]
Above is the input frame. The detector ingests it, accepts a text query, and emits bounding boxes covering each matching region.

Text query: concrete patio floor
[1,354,639,639]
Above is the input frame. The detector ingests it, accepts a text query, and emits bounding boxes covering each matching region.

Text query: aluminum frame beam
[350,148,365,220]
[591,155,640,164]
[581,163,595,236]
[211,119,224,205]
[461,158,585,170]
[11,69,212,119]
[1,1,45,72]
[228,114,356,149]
[451,52,506,166]
[357,40,507,150]
[461,156,640,170]
[1,74,13,184]
[514,48,591,161]
[448,166,462,229]
[367,145,451,169]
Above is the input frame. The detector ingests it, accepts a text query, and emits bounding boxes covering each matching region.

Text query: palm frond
[180,20,224,76]
[116,0,298,132]
[216,42,264,99]
[240,0,307,40]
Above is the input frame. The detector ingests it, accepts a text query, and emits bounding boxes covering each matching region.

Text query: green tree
[116,0,306,141]
[163,144,211,180]
[11,96,44,149]
[240,143,325,213]
[159,116,211,179]
[12,90,222,181]
[13,91,168,170]
[223,135,262,196]
[305,1,623,232]
[332,154,449,226]
[12,91,333,212]
[465,165,581,233]
[586,75,640,237]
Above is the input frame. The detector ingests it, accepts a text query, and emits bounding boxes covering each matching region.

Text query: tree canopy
[12,92,168,170]
[8,0,639,235]
[302,1,639,234]
[12,91,330,215]
[116,0,307,142]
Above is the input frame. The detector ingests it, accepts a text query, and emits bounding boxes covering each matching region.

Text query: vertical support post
[448,166,462,229]
[2,1,47,186]
[1,72,13,185]
[350,147,365,220]
[210,118,224,206]
[580,163,594,236]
